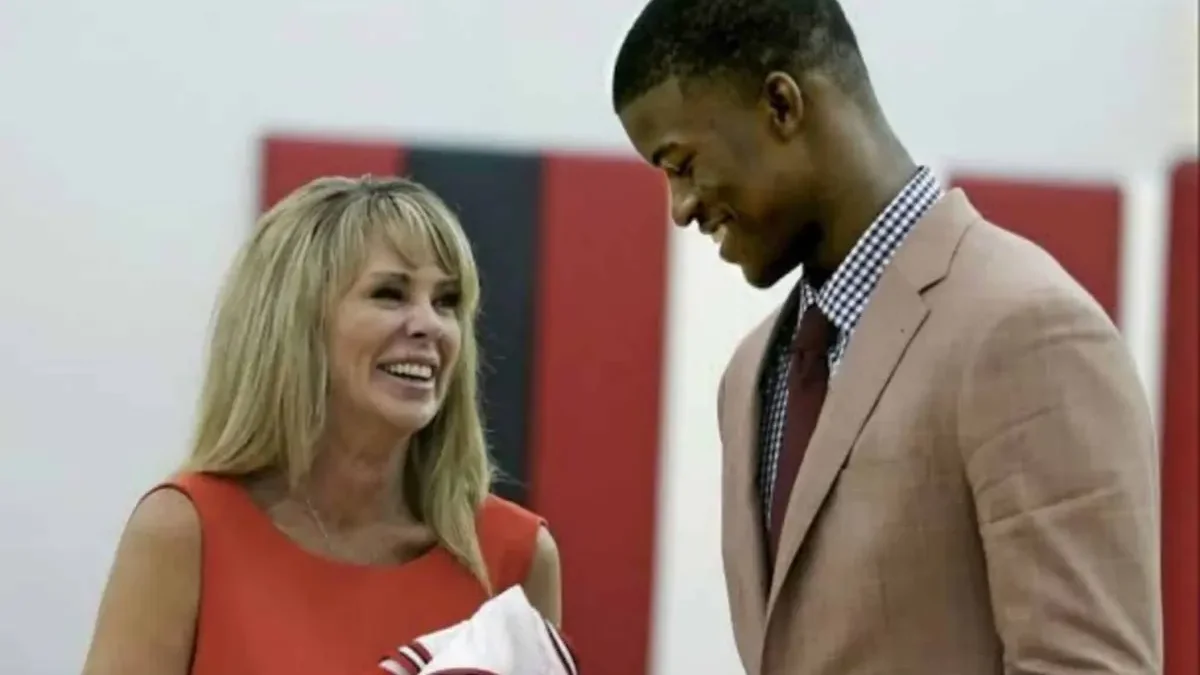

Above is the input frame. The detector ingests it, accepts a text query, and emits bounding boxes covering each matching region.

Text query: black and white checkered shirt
[757,166,943,523]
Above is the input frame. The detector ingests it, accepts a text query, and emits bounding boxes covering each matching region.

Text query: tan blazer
[717,190,1162,674]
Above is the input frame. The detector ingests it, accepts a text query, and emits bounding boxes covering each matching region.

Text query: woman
[81,176,562,675]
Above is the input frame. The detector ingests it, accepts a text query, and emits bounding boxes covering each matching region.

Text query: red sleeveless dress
[153,472,544,675]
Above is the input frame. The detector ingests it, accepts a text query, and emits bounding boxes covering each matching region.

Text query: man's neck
[812,152,917,278]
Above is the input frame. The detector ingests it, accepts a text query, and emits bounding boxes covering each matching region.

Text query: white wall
[0,1,1194,673]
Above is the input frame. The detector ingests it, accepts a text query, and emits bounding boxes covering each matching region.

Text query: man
[610,1,1162,673]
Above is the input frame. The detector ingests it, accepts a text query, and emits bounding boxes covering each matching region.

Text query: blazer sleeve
[956,289,1162,673]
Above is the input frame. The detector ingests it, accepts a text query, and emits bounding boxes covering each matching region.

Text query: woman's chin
[374,400,438,436]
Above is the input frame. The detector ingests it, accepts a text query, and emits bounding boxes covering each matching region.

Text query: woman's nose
[404,301,442,339]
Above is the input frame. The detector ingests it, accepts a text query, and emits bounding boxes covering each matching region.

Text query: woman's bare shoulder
[126,487,202,542]
[81,487,201,675]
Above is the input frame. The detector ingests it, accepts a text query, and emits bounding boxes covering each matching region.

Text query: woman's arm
[81,488,201,675]
[521,525,563,627]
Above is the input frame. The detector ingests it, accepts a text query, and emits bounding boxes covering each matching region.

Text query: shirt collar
[801,166,943,334]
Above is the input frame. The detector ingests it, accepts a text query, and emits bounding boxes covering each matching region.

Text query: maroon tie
[767,303,834,564]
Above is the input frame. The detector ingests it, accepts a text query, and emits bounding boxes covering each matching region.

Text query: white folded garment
[375,586,579,675]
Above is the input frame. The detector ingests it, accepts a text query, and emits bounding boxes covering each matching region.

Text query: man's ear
[761,71,804,140]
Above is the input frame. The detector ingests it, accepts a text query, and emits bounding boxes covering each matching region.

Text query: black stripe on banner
[403,147,543,506]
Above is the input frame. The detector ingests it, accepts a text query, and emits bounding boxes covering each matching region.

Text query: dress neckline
[221,475,449,576]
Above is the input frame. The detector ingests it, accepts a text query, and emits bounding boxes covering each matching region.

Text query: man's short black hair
[611,0,869,112]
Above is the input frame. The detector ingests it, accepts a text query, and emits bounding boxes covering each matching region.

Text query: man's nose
[670,188,699,228]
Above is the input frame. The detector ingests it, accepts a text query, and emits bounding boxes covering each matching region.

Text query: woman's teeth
[382,363,433,380]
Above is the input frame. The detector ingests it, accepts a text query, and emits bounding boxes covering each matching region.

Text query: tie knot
[793,303,835,354]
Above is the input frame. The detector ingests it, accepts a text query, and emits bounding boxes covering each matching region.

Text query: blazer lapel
[763,275,928,618]
[763,189,978,623]
[724,285,804,631]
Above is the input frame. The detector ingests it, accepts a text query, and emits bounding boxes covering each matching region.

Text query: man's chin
[740,256,799,289]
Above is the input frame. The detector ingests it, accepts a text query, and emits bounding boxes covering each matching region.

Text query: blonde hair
[184,175,493,590]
